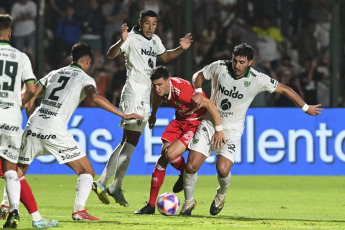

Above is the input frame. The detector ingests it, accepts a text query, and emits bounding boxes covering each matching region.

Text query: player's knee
[77,167,95,177]
[216,167,230,178]
[186,162,198,174]
[165,148,175,161]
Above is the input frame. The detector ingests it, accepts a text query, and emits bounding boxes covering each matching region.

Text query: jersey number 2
[48,76,70,101]
[0,60,18,91]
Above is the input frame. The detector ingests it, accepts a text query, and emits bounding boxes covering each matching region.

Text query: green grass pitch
[0,175,344,229]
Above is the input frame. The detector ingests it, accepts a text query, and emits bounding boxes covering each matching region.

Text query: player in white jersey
[93,9,193,207]
[180,43,323,216]
[16,43,143,221]
[0,14,37,228]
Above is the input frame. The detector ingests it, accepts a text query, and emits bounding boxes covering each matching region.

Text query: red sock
[148,165,166,207]
[169,156,186,174]
[19,176,38,214]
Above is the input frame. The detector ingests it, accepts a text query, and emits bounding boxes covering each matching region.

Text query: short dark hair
[151,65,169,81]
[140,9,159,20]
[71,43,93,62]
[233,43,254,61]
[0,14,12,31]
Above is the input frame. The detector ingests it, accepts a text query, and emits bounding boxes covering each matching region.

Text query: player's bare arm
[107,23,128,59]
[200,97,225,149]
[159,33,193,63]
[275,82,323,116]
[21,81,36,109]
[149,94,163,129]
[191,71,206,108]
[84,85,144,120]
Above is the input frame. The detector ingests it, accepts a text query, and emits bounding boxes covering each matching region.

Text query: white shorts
[18,126,86,165]
[188,119,243,163]
[0,122,22,163]
[119,100,150,134]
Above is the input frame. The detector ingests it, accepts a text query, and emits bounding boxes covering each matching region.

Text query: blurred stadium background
[1,0,345,107]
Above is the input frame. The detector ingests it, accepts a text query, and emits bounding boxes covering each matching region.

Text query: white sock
[183,170,197,201]
[98,143,123,186]
[4,170,20,211]
[31,211,42,222]
[74,174,93,212]
[1,186,9,206]
[217,172,231,195]
[110,142,135,190]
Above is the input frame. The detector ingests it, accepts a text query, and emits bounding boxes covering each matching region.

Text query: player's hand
[123,113,144,120]
[306,104,323,116]
[148,114,156,129]
[192,93,203,108]
[121,23,129,41]
[179,33,193,50]
[211,131,226,149]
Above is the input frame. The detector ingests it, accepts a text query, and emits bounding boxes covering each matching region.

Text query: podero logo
[220,99,231,111]
[148,58,154,68]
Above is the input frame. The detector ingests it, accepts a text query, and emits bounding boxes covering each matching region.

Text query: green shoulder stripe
[37,80,45,89]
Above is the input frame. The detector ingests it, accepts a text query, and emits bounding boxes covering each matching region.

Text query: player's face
[152,78,169,96]
[232,55,253,78]
[139,16,158,39]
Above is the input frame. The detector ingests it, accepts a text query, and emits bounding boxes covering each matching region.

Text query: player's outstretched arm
[159,33,192,63]
[191,71,206,108]
[148,94,163,129]
[84,85,144,120]
[200,97,225,149]
[275,82,323,116]
[107,23,128,59]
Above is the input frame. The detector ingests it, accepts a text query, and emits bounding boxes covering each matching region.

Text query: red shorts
[161,119,201,147]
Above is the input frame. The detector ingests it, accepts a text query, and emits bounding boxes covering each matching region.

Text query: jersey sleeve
[82,75,97,89]
[156,36,166,56]
[120,35,131,54]
[201,61,222,80]
[37,72,52,89]
[258,72,278,93]
[21,53,36,83]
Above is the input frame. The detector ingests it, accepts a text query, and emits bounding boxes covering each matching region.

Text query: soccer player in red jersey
[134,65,225,214]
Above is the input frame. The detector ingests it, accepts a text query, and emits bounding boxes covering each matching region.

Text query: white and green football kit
[188,60,278,162]
[19,64,97,164]
[119,26,166,133]
[0,40,36,163]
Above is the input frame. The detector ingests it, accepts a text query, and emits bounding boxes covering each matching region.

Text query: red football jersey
[153,77,207,121]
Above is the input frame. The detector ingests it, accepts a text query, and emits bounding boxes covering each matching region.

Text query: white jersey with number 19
[28,64,96,131]
[0,40,36,125]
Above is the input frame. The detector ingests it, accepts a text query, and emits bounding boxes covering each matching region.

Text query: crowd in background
[0,0,343,107]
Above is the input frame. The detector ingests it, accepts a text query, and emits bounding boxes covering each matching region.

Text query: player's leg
[134,141,171,214]
[107,129,140,207]
[180,150,207,216]
[15,165,58,228]
[210,129,240,216]
[210,155,233,216]
[1,158,20,228]
[66,156,99,221]
[92,141,125,205]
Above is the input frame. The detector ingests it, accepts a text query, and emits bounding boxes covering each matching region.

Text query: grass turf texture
[0,175,344,229]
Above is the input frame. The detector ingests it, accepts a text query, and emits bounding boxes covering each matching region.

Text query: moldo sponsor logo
[0,124,19,132]
[218,85,243,99]
[26,129,56,139]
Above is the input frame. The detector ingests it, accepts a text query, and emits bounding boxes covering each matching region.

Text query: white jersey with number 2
[29,64,96,131]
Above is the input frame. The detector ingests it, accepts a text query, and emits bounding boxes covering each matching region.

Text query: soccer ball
[156,192,180,216]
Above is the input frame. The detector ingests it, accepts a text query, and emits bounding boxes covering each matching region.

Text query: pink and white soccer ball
[156,192,180,216]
